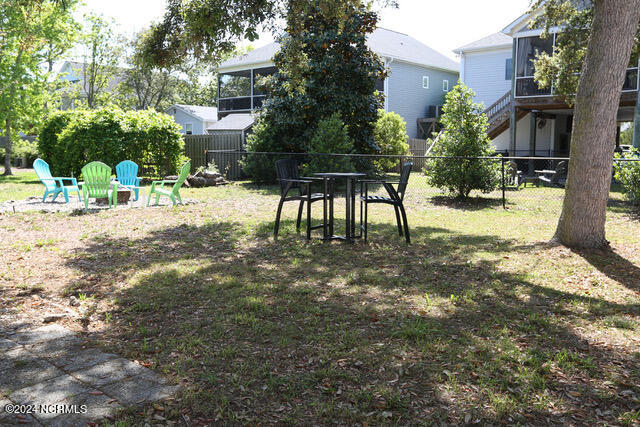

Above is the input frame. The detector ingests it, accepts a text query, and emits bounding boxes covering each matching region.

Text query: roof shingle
[219,28,458,73]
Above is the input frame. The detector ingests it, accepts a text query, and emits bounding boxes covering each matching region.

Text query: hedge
[38,108,186,178]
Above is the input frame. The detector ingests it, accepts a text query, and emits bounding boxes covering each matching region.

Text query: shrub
[302,113,354,176]
[11,138,39,166]
[614,150,640,205]
[373,109,409,171]
[38,107,186,177]
[241,112,308,183]
[425,83,500,199]
[38,110,77,175]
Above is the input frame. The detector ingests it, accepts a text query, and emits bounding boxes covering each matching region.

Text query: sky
[79,0,531,61]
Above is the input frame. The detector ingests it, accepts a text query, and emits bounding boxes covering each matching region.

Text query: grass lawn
[1,181,640,425]
[0,168,43,203]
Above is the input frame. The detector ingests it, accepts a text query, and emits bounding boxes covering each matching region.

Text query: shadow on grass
[576,246,640,293]
[429,195,504,211]
[64,220,640,425]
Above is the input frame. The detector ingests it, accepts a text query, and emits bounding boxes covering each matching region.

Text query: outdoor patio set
[273,159,413,243]
[33,158,191,211]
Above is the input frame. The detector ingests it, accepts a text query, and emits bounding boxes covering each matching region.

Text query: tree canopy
[141,0,394,67]
[0,0,79,174]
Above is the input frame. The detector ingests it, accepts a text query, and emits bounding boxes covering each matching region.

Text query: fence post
[501,157,506,209]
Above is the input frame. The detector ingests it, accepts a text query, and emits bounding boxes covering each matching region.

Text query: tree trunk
[3,118,13,176]
[554,0,640,248]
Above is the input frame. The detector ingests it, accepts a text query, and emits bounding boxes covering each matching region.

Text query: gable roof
[168,104,219,122]
[207,114,254,132]
[502,1,591,36]
[218,28,459,73]
[57,60,126,92]
[453,32,512,54]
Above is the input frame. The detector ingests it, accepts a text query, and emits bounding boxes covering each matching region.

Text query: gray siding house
[453,32,513,108]
[216,28,459,139]
[454,8,639,158]
[166,104,218,135]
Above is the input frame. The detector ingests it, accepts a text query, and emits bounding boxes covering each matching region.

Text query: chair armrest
[54,177,78,186]
[280,178,314,184]
[359,179,400,184]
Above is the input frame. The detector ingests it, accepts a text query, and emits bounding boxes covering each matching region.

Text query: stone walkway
[0,324,178,425]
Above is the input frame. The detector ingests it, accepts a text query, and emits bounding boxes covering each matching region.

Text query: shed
[206,113,255,144]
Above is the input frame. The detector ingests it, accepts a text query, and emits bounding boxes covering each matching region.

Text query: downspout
[384,57,393,113]
[509,38,518,156]
[633,58,640,149]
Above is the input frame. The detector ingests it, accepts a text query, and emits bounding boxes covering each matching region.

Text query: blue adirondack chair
[33,158,82,203]
[115,160,141,201]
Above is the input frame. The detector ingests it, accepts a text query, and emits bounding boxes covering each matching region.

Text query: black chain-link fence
[203,150,640,213]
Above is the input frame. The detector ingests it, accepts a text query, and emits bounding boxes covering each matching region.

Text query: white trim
[379,54,458,74]
[165,104,211,122]
[502,12,533,35]
[383,57,390,112]
[453,44,512,55]
[217,61,274,74]
[460,55,465,83]
[512,27,562,38]
[422,76,430,89]
[184,123,193,135]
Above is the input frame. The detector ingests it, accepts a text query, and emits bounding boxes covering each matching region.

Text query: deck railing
[483,91,512,124]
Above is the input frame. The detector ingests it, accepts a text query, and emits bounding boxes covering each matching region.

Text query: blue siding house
[165,104,218,135]
[216,28,459,139]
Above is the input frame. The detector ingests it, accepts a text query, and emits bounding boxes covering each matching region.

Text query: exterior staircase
[483,91,526,139]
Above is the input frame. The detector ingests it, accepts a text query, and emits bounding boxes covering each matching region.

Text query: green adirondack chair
[147,161,190,206]
[81,161,118,212]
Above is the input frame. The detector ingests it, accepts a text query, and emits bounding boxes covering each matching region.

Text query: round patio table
[313,172,366,242]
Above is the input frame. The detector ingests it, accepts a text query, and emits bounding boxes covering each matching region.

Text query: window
[185,123,193,135]
[442,80,449,92]
[505,58,513,81]
[422,76,429,89]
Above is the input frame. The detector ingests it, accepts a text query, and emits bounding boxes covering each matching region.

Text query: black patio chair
[274,158,329,240]
[538,160,568,188]
[360,162,412,243]
[505,160,523,190]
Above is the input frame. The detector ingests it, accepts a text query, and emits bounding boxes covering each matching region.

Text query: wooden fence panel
[408,138,428,170]
[184,132,244,171]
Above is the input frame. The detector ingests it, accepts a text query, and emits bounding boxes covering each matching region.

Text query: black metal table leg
[345,177,352,241]
[323,178,328,239]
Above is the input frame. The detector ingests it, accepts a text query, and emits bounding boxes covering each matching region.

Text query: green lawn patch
[0,181,639,424]
[0,169,42,202]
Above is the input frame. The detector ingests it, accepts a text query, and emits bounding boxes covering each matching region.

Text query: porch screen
[219,70,251,98]
[515,36,553,97]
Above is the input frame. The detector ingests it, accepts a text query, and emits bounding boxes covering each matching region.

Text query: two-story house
[216,28,460,139]
[455,8,640,158]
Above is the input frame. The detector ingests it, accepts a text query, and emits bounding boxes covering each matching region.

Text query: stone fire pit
[96,189,131,205]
